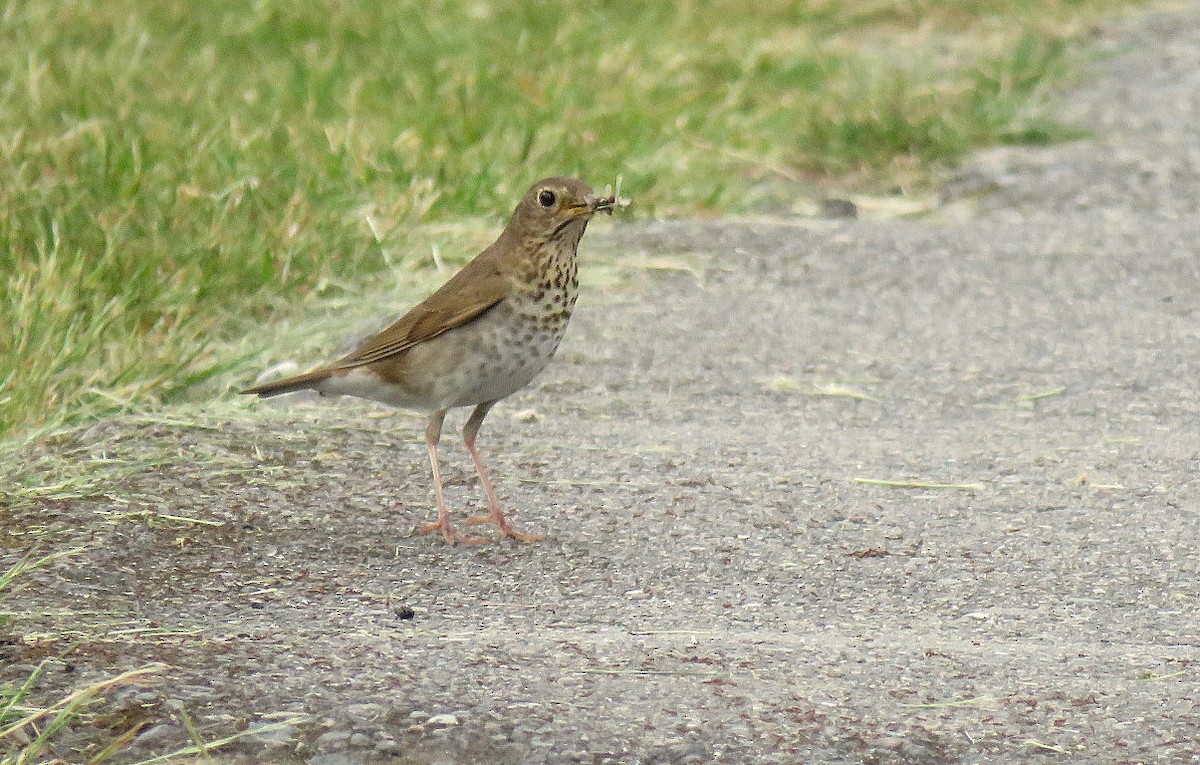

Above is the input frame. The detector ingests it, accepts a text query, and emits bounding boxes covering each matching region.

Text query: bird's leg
[462,402,544,542]
[414,409,484,545]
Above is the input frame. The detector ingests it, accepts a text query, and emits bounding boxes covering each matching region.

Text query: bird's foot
[413,519,489,546]
[464,512,545,542]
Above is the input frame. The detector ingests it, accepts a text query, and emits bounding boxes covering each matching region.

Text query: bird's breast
[437,272,578,409]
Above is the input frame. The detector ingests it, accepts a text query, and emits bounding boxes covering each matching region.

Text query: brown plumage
[243,177,614,544]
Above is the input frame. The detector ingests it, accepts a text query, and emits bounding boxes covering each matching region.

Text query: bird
[242,177,616,545]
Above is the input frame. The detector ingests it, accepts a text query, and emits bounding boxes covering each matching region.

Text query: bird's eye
[537,189,556,208]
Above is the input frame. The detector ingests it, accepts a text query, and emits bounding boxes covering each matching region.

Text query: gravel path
[5,5,1200,764]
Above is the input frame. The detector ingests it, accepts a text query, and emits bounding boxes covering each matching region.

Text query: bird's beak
[588,193,617,216]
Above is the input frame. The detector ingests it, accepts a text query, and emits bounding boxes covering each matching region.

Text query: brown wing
[240,260,509,396]
[327,245,513,369]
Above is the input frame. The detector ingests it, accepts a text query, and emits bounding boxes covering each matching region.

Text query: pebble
[512,408,542,423]
[345,702,383,719]
[348,732,372,747]
[250,724,298,746]
[425,713,460,728]
[134,724,181,745]
[374,739,403,755]
[314,729,352,749]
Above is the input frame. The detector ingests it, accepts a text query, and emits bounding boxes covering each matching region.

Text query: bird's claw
[464,513,546,542]
[413,520,489,546]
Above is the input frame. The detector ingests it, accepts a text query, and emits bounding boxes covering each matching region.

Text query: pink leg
[462,402,544,542]
[414,409,484,545]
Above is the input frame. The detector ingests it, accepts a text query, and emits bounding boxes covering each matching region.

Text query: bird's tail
[241,368,332,397]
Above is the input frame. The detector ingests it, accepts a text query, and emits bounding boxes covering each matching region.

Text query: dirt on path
[5,5,1200,764]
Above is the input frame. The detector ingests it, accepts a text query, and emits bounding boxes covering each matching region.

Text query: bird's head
[509,177,617,245]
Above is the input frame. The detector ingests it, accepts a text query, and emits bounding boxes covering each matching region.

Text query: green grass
[0,0,1139,440]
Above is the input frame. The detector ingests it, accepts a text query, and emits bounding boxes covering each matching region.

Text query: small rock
[374,739,403,755]
[135,724,181,746]
[512,408,542,423]
[819,198,858,219]
[349,732,371,747]
[307,755,362,765]
[425,713,460,729]
[315,729,352,749]
[394,605,416,620]
[250,724,298,746]
[345,702,384,720]
[178,684,217,700]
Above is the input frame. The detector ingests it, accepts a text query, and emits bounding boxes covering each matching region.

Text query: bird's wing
[328,252,512,369]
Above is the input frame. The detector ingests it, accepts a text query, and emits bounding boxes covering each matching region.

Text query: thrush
[242,177,616,545]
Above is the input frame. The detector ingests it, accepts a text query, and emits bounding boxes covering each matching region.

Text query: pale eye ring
[537,189,556,208]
